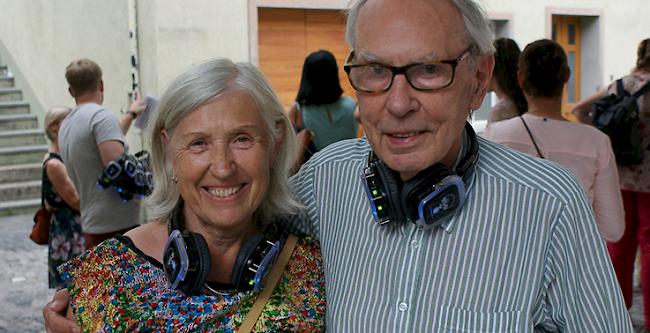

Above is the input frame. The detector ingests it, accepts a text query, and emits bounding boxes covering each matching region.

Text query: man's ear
[99,80,104,93]
[516,69,525,88]
[469,53,495,110]
[68,87,75,98]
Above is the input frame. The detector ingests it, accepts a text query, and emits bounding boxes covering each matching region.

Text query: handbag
[30,160,53,245]
[30,207,51,245]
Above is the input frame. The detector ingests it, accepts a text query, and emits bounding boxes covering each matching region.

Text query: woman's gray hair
[345,0,495,55]
[145,58,302,224]
[44,106,72,142]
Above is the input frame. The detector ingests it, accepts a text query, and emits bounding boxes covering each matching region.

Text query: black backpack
[591,79,650,166]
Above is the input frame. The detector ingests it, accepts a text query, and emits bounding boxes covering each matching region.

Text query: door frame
[248,0,349,66]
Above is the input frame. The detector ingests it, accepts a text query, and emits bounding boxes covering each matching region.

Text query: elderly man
[45,0,631,331]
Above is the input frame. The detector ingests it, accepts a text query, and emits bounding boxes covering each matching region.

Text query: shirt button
[410,240,420,249]
[398,302,408,312]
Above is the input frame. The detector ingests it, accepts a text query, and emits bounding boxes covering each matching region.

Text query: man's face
[353,0,492,180]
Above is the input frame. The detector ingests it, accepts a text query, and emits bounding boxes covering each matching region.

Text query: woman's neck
[524,95,565,121]
[49,142,60,153]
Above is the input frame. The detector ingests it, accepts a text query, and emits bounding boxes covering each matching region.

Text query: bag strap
[520,116,545,159]
[631,80,650,99]
[238,233,299,333]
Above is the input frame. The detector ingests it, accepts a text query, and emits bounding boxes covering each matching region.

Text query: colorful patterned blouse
[59,233,325,332]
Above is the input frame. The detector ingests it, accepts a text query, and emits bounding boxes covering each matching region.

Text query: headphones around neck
[162,203,285,295]
[361,122,479,230]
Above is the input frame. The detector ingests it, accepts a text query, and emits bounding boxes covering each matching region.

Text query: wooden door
[258,8,354,109]
[552,16,581,121]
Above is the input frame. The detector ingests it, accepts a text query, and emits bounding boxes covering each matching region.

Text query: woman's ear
[271,122,285,166]
[161,129,169,145]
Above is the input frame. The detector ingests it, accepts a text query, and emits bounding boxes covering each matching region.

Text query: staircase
[0,62,48,216]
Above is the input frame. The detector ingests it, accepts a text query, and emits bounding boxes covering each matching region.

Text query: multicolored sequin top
[58,234,325,332]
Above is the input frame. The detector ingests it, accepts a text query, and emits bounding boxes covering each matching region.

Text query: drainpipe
[127,0,140,102]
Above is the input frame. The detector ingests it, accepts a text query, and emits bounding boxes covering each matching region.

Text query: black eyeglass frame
[343,45,475,93]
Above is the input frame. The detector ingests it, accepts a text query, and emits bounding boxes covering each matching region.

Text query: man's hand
[128,91,147,118]
[43,289,80,333]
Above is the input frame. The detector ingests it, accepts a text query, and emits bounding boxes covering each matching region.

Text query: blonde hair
[145,58,302,224]
[44,106,72,142]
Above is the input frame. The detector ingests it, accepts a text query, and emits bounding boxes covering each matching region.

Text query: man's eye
[189,139,206,147]
[421,64,440,75]
[368,65,389,76]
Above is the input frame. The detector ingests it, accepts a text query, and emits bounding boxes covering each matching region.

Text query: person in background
[483,39,625,243]
[487,37,527,124]
[42,106,83,289]
[572,38,650,329]
[288,50,358,160]
[58,58,145,249]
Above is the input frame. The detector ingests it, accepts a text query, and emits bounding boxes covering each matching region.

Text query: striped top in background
[288,134,632,332]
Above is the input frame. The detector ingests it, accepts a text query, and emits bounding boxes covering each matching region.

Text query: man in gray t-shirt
[59,58,144,248]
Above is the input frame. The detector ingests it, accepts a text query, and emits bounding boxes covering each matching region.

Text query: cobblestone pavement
[0,213,646,332]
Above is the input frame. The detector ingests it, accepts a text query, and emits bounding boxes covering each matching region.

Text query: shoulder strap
[615,79,626,96]
[520,116,545,159]
[631,80,650,99]
[238,233,299,333]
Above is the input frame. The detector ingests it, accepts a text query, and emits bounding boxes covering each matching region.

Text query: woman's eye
[187,139,208,151]
[233,135,255,148]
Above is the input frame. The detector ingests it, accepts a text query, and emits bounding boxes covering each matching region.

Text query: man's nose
[385,74,417,117]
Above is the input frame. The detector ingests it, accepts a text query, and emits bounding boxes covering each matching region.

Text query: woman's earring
[172,175,178,183]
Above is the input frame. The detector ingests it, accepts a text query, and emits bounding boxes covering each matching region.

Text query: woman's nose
[209,145,235,178]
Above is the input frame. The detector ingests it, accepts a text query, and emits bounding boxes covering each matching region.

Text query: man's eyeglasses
[343,45,475,93]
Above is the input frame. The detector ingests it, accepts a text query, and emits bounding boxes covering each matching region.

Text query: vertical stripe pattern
[288,136,632,332]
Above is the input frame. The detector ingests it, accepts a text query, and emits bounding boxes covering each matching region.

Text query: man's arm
[542,196,632,331]
[98,140,126,166]
[118,93,146,134]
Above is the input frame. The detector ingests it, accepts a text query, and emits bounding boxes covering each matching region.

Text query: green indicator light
[377,205,383,211]
[372,189,378,196]
[249,279,254,285]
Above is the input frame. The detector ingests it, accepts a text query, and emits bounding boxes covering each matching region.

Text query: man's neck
[524,95,565,121]
[74,93,102,106]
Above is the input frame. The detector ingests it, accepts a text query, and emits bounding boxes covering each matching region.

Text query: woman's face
[166,89,275,233]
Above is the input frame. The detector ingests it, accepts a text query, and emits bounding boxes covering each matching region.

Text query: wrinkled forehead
[353,0,468,64]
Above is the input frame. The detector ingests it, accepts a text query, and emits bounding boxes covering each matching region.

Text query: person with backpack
[483,39,624,242]
[572,38,650,330]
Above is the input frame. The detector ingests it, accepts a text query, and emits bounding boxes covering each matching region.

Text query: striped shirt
[288,134,632,332]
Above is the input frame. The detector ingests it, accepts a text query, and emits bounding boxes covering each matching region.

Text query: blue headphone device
[361,122,478,229]
[162,203,284,295]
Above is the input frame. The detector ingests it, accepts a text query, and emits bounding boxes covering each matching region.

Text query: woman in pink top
[483,39,624,243]
[572,38,650,327]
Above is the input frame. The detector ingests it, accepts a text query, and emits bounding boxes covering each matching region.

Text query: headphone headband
[361,122,478,229]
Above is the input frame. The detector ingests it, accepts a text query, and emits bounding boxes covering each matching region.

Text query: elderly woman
[55,58,325,331]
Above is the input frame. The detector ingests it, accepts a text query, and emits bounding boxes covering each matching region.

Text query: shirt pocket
[437,305,526,333]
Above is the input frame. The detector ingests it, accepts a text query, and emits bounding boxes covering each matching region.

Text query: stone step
[0,145,48,166]
[0,88,21,102]
[0,163,42,183]
[0,76,14,88]
[0,114,38,130]
[0,198,40,217]
[0,180,41,202]
[0,129,46,147]
[0,101,29,115]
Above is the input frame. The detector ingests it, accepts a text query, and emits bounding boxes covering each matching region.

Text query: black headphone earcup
[374,160,406,222]
[187,232,211,295]
[230,234,264,289]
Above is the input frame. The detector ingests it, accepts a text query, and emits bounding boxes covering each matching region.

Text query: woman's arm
[43,289,79,333]
[571,88,608,124]
[45,159,80,211]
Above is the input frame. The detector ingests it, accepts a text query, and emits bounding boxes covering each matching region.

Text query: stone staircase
[0,63,48,216]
